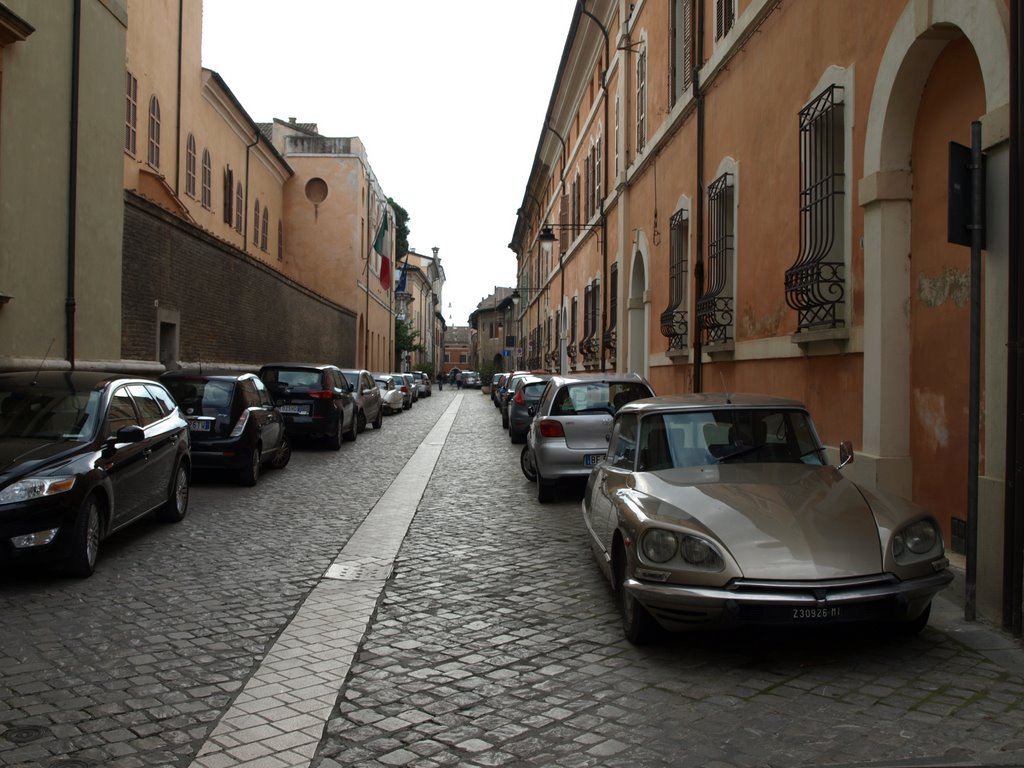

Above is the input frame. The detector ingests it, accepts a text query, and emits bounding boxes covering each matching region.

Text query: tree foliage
[389,198,410,258]
[395,318,425,364]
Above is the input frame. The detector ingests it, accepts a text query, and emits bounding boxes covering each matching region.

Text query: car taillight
[539,419,565,438]
[229,409,250,438]
[513,390,526,405]
[308,390,334,399]
[399,385,408,393]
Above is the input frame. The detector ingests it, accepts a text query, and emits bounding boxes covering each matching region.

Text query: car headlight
[680,536,724,570]
[641,529,677,562]
[892,519,942,562]
[0,476,77,505]
[639,529,724,571]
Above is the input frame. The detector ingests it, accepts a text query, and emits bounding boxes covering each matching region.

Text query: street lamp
[535,222,600,258]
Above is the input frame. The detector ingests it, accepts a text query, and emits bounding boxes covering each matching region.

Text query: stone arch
[859,0,1009,503]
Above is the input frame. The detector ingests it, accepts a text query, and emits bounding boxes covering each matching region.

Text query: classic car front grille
[727,574,898,597]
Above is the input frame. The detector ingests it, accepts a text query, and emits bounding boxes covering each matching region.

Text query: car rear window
[552,382,652,416]
[164,378,236,417]
[261,368,322,392]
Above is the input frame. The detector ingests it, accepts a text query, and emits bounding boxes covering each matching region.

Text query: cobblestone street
[1,391,1023,768]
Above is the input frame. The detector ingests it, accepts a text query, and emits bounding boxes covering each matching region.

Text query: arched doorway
[861,1,1009,548]
[628,236,650,377]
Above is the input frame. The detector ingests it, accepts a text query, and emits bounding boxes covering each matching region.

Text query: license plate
[188,419,211,432]
[584,454,604,466]
[280,405,309,415]
[791,606,842,621]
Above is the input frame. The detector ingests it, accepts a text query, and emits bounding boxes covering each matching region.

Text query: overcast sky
[200,0,576,328]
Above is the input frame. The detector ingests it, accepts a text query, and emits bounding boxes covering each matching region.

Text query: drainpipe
[65,0,82,367]
[174,0,183,194]
[581,2,610,373]
[243,130,259,249]
[692,0,706,393]
[1005,0,1023,637]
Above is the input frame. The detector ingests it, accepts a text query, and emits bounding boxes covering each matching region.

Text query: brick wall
[123,192,357,369]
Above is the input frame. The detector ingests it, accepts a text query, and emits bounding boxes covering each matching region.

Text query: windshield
[552,381,652,416]
[0,387,102,441]
[636,408,826,471]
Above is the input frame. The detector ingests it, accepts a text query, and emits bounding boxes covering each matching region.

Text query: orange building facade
[511,0,1012,623]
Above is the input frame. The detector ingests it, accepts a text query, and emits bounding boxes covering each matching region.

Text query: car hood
[631,463,883,579]
[0,438,82,480]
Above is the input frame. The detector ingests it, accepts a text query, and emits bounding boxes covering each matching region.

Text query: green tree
[389,198,410,258]
[395,317,425,368]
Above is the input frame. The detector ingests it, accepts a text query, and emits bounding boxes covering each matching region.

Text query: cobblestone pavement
[0,390,1023,768]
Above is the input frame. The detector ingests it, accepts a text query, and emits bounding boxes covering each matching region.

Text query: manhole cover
[324,557,393,581]
[2,725,46,743]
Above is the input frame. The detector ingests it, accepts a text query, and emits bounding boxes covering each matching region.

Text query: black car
[160,371,289,486]
[507,375,551,444]
[258,364,357,449]
[0,371,191,577]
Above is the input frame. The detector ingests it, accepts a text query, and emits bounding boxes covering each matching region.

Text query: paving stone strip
[188,396,463,768]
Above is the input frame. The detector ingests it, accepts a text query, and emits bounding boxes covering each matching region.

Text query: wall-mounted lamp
[511,287,544,307]
[536,223,600,258]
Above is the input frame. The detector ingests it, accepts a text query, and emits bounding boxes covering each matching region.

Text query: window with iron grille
[571,175,580,231]
[715,0,735,40]
[234,183,243,232]
[671,0,695,106]
[125,72,137,155]
[661,208,690,350]
[147,95,161,169]
[583,285,591,341]
[785,84,846,332]
[585,153,594,220]
[594,137,602,214]
[697,173,734,345]
[636,46,647,153]
[604,265,618,356]
[201,149,212,209]
[185,134,196,198]
[569,296,579,363]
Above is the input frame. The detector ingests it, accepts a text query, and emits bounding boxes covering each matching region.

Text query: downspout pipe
[692,0,706,393]
[65,0,82,367]
[580,1,610,372]
[174,0,182,194]
[1005,0,1023,637]
[243,130,259,250]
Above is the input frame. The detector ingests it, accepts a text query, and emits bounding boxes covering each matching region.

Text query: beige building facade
[396,247,445,373]
[0,0,128,371]
[511,0,1015,627]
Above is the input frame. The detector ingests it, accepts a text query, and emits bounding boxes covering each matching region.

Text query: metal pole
[966,120,984,621]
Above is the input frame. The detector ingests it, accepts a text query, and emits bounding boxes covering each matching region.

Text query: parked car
[0,371,191,577]
[341,368,384,432]
[388,373,413,410]
[161,371,289,486]
[500,372,536,428]
[374,374,405,415]
[521,373,655,502]
[462,371,481,389]
[491,373,509,408]
[581,393,954,643]
[507,375,551,444]
[401,373,419,403]
[412,371,432,397]
[258,364,357,449]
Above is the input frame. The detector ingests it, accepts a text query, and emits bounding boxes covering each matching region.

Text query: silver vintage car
[582,393,953,643]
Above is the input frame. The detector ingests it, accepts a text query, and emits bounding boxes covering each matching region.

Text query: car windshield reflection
[0,387,102,442]
[635,408,826,471]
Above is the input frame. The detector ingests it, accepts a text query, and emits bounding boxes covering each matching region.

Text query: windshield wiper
[716,444,763,463]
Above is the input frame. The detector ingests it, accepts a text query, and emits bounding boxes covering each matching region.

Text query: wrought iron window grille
[696,173,735,346]
[785,84,846,333]
[661,209,690,351]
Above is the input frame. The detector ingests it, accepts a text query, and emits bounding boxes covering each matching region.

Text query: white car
[374,375,405,415]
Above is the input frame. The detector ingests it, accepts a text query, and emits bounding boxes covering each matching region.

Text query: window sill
[702,342,734,360]
[790,327,849,355]
[667,348,690,361]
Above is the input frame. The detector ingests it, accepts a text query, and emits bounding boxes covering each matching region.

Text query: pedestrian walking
[456,372,463,390]
[436,372,443,391]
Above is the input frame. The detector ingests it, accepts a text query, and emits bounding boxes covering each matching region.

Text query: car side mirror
[107,424,145,449]
[528,406,536,416]
[838,440,854,469]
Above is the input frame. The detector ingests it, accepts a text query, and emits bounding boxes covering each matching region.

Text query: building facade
[511,0,1015,627]
[396,247,446,373]
[442,327,471,377]
[468,288,515,374]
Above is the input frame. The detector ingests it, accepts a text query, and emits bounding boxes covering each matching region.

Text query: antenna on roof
[31,338,55,386]
[719,372,732,404]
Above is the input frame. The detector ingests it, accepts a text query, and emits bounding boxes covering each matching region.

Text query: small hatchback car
[0,371,190,577]
[340,368,384,432]
[522,373,655,502]
[258,364,357,449]
[160,371,289,486]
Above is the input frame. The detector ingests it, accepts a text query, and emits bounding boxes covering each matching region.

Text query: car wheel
[238,444,261,486]
[329,418,344,450]
[373,406,383,429]
[342,413,358,442]
[520,446,537,482]
[271,435,291,470]
[510,428,525,445]
[615,542,655,644]
[157,459,190,522]
[537,473,555,503]
[67,494,102,578]
[898,603,932,635]
[356,409,367,433]
[502,411,509,429]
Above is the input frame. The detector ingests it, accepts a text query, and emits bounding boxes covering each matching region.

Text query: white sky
[200,0,577,328]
